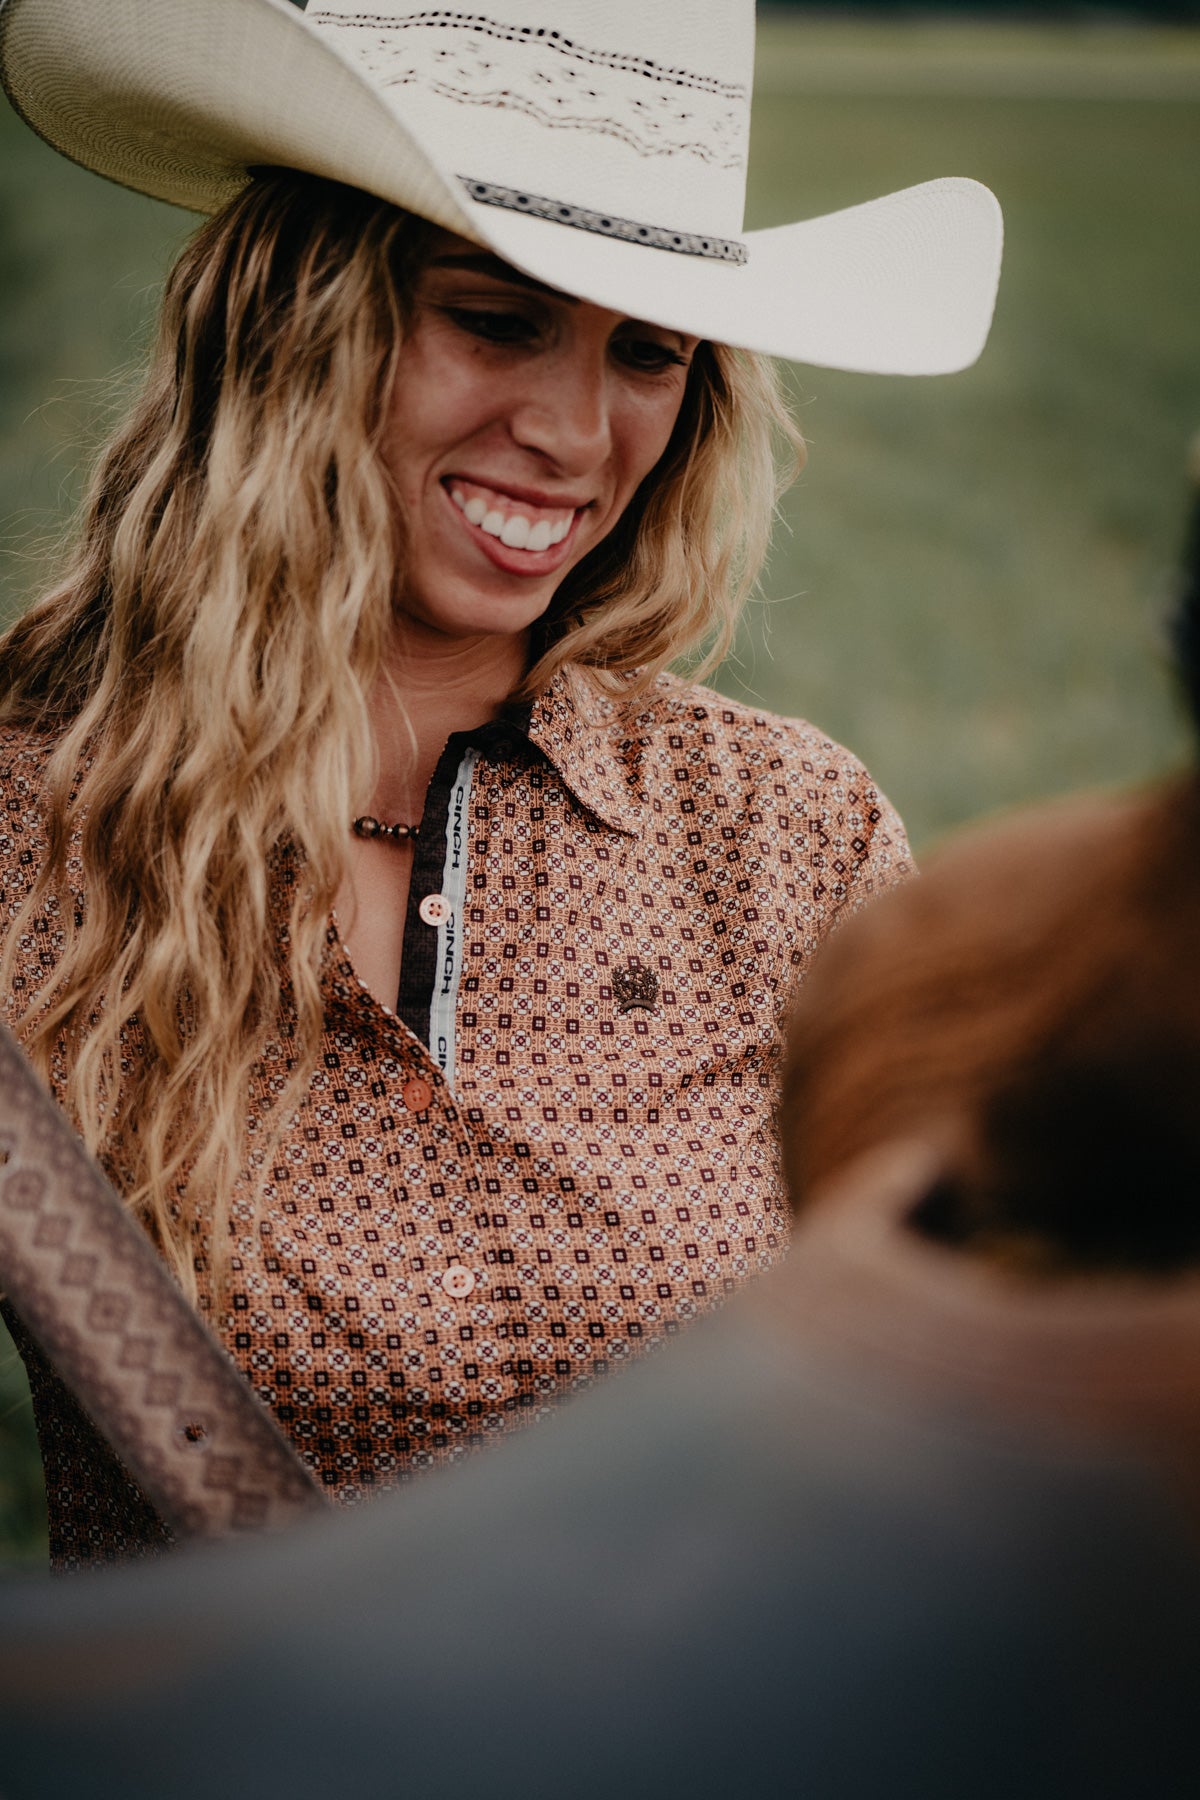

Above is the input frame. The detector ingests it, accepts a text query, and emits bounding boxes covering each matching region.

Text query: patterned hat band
[460,178,749,266]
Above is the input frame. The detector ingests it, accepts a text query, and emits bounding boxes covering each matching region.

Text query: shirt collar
[525,670,653,838]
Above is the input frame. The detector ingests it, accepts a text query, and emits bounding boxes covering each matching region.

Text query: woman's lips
[446,478,578,554]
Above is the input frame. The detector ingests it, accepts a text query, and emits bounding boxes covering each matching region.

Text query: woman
[0,0,1001,1565]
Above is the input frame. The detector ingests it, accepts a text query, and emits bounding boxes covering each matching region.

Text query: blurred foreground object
[2,1190,1200,1798]
[0,1016,323,1547]
[784,771,1200,1277]
[779,448,1200,1537]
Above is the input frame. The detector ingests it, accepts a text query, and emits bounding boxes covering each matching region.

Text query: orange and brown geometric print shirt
[1,670,911,1565]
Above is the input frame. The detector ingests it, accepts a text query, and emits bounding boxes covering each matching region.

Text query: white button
[419,893,452,927]
[442,1265,476,1299]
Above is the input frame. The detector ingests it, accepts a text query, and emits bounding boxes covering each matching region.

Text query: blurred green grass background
[2,13,1199,1564]
[731,15,1200,842]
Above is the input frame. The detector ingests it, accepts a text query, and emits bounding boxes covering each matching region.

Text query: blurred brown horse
[777,472,1200,1529]
[782,771,1200,1275]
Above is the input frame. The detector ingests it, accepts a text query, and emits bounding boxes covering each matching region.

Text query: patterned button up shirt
[1,670,911,1565]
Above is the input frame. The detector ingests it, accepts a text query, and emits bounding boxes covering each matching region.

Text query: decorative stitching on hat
[310,11,747,167]
[311,12,747,96]
[460,178,748,264]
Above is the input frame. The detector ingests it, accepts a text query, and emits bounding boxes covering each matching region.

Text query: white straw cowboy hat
[0,0,1003,375]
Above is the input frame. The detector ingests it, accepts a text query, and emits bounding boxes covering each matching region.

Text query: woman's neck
[367,620,530,822]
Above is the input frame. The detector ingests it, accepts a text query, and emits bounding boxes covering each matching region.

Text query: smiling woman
[0,0,1000,1568]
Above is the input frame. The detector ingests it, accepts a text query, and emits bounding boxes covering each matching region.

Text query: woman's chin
[394,582,553,647]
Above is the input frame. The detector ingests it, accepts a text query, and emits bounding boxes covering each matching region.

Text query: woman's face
[381,230,699,645]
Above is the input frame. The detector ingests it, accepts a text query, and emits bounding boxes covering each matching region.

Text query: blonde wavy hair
[0,170,803,1296]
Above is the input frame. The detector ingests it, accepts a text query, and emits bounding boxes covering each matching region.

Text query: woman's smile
[444,476,581,570]
[381,231,698,644]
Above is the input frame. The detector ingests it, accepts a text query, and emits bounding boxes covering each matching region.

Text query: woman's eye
[444,307,540,346]
[614,337,689,374]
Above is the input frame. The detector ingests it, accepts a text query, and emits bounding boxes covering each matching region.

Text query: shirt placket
[390,725,535,1443]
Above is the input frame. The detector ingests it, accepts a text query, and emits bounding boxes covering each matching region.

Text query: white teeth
[451,483,575,550]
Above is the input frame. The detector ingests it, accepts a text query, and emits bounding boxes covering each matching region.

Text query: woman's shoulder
[631,671,894,793]
[541,668,912,895]
[584,670,913,890]
[0,719,59,769]
[0,722,59,808]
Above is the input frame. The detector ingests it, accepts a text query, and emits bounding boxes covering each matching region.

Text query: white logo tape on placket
[428,748,477,1088]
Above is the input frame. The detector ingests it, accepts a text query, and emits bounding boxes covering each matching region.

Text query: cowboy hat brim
[0,0,1003,375]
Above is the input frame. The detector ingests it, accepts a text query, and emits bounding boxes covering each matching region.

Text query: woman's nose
[508,344,611,473]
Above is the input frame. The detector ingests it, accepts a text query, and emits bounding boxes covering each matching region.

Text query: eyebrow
[424,252,579,304]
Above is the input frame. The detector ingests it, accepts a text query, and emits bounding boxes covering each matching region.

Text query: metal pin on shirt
[613,966,659,1013]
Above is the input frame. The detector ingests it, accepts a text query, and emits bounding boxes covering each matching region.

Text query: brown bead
[352,816,418,843]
